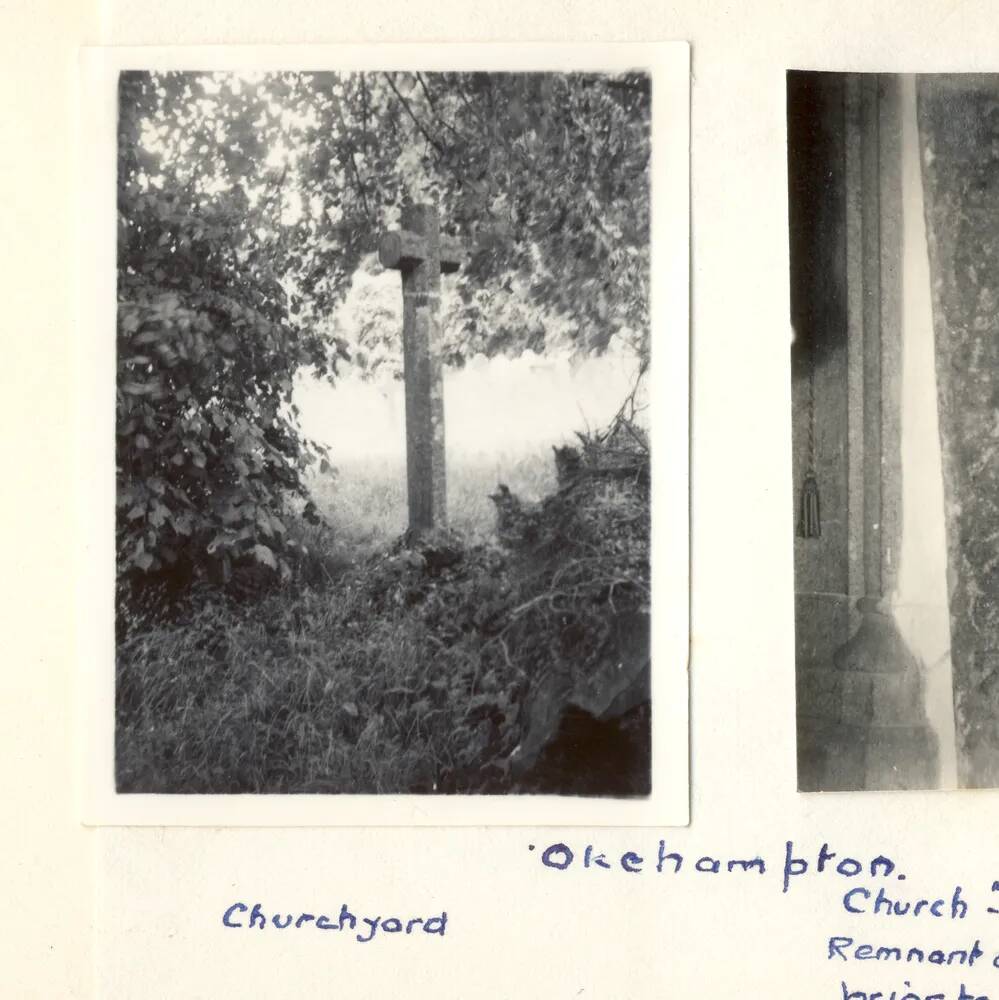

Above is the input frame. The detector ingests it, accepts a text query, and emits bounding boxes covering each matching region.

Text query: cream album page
[5,1,999,998]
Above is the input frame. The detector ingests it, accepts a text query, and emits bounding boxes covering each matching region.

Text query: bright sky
[294,347,645,463]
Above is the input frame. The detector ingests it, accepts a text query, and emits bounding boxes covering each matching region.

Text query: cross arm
[378,229,468,274]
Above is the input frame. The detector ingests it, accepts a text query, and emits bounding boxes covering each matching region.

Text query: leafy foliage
[120,69,651,362]
[117,74,340,585]
[117,68,651,586]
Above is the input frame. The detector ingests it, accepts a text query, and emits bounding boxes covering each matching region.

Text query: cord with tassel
[798,351,821,538]
[799,469,821,538]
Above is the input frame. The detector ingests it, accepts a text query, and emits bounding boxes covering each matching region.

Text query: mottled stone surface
[383,204,450,535]
[918,76,999,787]
[794,593,852,670]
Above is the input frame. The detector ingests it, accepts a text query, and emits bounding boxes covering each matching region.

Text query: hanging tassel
[799,343,822,539]
[799,469,821,538]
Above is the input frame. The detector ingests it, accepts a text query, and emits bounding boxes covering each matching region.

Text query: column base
[797,596,940,791]
[833,597,917,674]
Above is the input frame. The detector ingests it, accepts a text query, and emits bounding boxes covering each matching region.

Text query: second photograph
[789,71,999,793]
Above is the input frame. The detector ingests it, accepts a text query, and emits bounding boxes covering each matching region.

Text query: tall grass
[117,580,486,793]
[116,451,552,794]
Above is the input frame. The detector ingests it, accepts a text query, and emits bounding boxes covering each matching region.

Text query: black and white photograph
[88,47,690,821]
[789,71,999,792]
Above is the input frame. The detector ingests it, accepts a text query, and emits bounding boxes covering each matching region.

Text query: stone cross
[379,204,468,535]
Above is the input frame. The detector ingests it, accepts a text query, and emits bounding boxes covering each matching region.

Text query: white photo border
[78,42,690,826]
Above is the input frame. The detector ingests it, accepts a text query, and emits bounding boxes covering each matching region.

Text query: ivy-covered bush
[117,76,342,589]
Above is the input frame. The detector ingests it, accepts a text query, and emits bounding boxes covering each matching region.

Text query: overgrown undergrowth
[118,545,517,793]
[116,421,651,796]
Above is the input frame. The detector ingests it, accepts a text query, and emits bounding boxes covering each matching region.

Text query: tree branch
[415,72,465,142]
[382,72,446,158]
[348,149,372,222]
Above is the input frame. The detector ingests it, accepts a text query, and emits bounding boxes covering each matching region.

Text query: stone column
[380,203,450,536]
[797,75,939,791]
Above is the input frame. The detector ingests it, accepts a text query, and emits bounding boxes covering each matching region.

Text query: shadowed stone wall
[788,72,852,678]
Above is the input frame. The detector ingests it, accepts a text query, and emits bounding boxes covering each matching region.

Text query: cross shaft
[379,204,464,535]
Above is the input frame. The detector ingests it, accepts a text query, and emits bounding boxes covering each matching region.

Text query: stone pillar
[795,74,939,791]
[379,203,451,536]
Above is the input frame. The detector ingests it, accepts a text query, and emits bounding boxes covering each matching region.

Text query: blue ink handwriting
[221,902,446,943]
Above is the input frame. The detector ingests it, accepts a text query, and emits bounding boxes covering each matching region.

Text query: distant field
[305,448,558,551]
[296,349,647,551]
